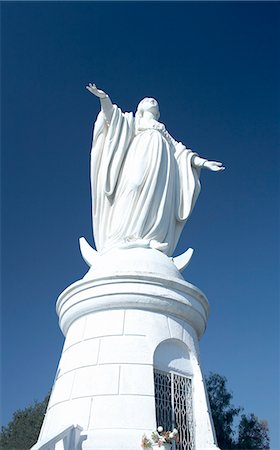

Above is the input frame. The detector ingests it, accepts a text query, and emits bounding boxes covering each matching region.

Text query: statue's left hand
[203,160,225,171]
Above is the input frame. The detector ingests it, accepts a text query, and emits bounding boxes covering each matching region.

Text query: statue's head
[136,97,160,120]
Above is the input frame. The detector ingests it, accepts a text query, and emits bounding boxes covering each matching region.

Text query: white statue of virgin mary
[86,84,224,258]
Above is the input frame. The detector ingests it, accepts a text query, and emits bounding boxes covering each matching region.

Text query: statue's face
[139,97,160,119]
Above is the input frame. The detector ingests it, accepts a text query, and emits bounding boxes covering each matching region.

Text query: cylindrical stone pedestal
[37,248,219,450]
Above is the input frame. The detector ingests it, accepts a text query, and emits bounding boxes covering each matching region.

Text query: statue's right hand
[86,83,107,99]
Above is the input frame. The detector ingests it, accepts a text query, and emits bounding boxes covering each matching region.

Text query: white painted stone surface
[36,249,219,450]
[154,339,192,375]
[84,310,125,339]
[58,338,100,375]
[85,84,224,258]
[62,315,86,350]
[119,364,154,395]
[32,87,224,450]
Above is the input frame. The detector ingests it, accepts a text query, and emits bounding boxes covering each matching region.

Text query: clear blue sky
[1,1,279,448]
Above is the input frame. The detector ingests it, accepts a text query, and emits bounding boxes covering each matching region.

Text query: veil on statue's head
[135,97,160,130]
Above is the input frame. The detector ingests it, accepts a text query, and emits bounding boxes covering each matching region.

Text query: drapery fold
[91,105,201,256]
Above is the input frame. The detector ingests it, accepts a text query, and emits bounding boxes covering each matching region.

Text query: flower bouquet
[141,426,179,449]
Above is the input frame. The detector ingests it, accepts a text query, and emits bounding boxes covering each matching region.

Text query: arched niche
[153,338,192,376]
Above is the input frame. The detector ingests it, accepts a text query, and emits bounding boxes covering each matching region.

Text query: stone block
[59,338,100,374]
[72,365,120,398]
[48,371,75,407]
[98,335,150,364]
[124,310,170,348]
[119,364,154,395]
[89,395,155,430]
[84,310,125,339]
[168,316,184,340]
[63,316,86,350]
[44,397,92,438]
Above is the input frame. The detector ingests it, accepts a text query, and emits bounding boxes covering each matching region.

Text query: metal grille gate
[154,369,195,450]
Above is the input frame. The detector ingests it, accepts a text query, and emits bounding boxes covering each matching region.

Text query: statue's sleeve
[91,105,134,215]
[175,145,201,222]
[104,107,134,198]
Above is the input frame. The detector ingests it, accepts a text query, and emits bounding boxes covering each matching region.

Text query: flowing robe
[91,105,201,257]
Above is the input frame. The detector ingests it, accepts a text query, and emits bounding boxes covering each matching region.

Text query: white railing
[30,424,83,450]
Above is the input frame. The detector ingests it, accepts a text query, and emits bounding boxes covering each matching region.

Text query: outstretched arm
[156,124,225,172]
[86,83,114,124]
[192,155,225,172]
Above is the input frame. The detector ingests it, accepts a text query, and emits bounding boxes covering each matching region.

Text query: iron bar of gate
[154,369,195,450]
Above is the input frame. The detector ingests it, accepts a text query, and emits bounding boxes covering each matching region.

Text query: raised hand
[86,83,107,99]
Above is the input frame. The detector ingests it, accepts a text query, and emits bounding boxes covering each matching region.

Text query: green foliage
[206,372,241,449]
[237,414,270,450]
[206,373,270,450]
[0,393,49,450]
